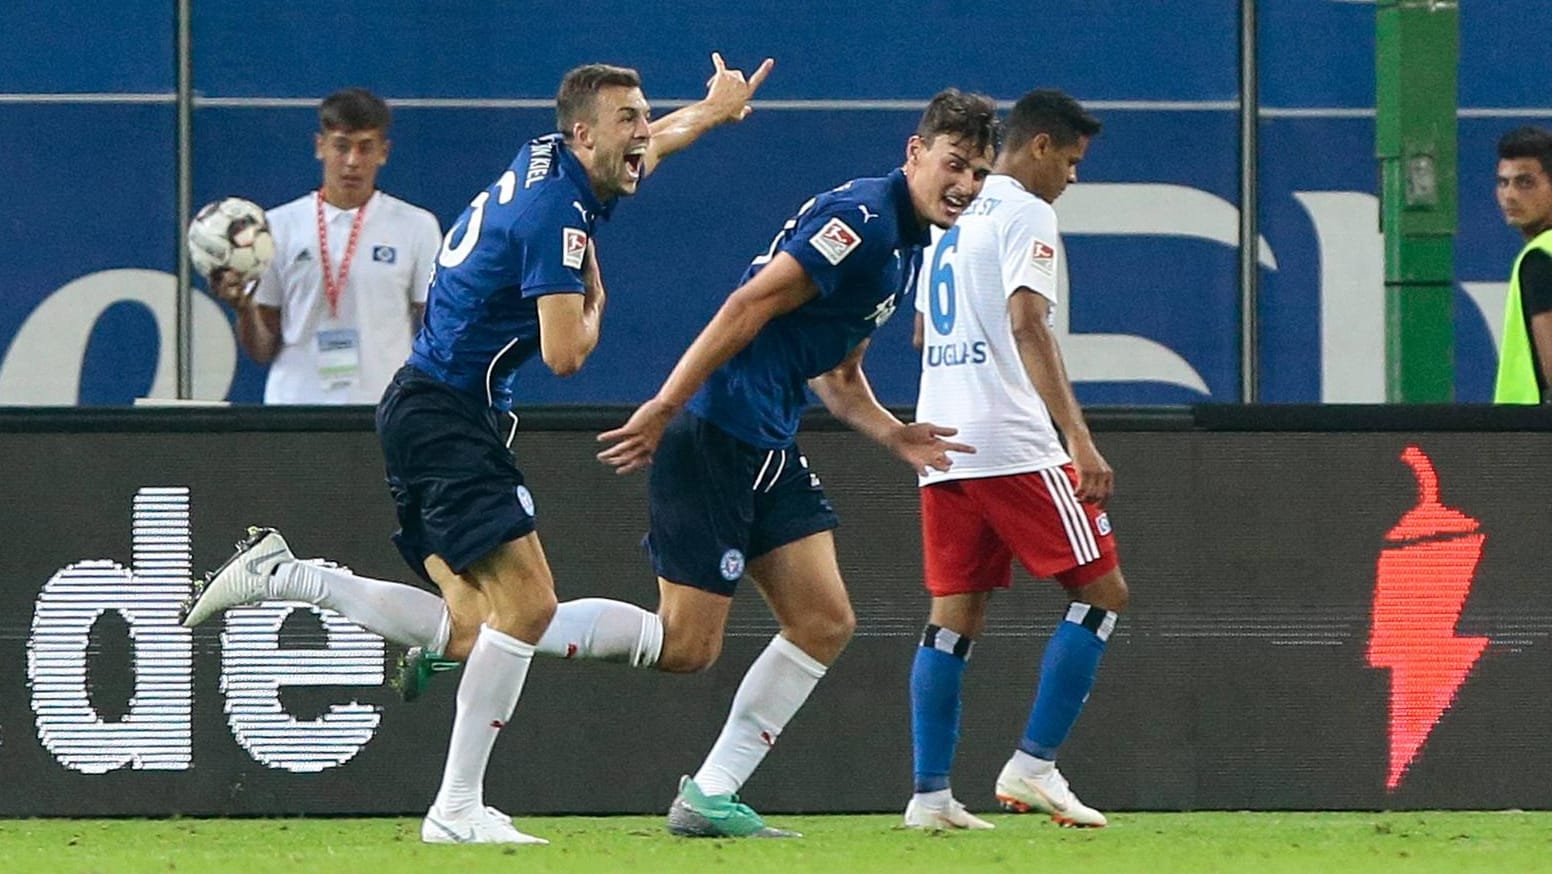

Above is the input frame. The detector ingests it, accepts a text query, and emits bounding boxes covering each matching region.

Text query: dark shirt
[1518,248,1552,400]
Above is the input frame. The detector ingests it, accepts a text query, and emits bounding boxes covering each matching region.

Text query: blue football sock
[911,624,972,794]
[1019,603,1117,761]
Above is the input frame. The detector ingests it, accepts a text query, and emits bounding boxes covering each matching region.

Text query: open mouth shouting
[624,144,648,182]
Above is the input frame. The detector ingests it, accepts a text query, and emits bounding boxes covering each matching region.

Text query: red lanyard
[315,190,369,318]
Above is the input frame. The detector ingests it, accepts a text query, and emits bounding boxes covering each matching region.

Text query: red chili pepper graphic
[1367,445,1489,791]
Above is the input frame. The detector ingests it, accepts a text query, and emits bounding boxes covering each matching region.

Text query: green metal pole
[1377,0,1459,402]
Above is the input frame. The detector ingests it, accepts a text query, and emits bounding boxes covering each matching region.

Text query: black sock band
[1063,603,1118,642]
[920,623,973,659]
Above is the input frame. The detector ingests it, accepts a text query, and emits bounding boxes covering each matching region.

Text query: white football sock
[271,560,450,652]
[692,634,827,797]
[432,624,534,817]
[913,788,953,807]
[1007,749,1056,779]
[536,598,662,667]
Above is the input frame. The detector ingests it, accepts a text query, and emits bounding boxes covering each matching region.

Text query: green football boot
[665,775,801,838]
[390,646,461,703]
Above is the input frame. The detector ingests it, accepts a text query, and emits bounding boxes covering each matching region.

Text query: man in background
[210,87,442,404]
[1493,126,1552,404]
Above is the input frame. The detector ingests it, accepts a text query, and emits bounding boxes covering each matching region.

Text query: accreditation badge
[315,326,362,390]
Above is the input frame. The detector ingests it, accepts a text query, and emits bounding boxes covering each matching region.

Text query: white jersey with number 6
[915,174,1069,485]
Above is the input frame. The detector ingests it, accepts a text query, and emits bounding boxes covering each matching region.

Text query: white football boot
[903,795,995,830]
[421,805,548,845]
[994,760,1108,828]
[181,526,293,627]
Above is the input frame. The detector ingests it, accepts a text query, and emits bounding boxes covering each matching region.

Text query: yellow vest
[1494,228,1552,404]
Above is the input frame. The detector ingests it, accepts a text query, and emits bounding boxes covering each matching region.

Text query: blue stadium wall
[2,2,1548,405]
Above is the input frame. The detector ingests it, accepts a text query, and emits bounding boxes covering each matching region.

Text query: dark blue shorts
[647,411,839,596]
[376,365,535,583]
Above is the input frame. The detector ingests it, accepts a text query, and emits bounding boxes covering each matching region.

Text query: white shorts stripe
[1041,467,1099,564]
[752,450,776,492]
[1039,468,1087,564]
[1057,471,1101,563]
[764,450,787,493]
[1057,470,1100,562]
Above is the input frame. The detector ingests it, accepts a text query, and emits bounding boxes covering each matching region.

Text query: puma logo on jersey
[857,204,878,223]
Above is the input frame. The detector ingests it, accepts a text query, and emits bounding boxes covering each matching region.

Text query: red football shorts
[919,464,1119,595]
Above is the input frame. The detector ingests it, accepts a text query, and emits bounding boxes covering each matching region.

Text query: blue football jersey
[409,134,612,410]
[688,169,927,448]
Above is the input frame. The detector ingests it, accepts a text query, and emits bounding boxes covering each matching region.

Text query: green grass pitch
[2,812,1547,873]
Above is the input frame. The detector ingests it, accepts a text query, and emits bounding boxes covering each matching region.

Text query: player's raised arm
[808,339,973,475]
[642,52,774,175]
[596,252,813,473]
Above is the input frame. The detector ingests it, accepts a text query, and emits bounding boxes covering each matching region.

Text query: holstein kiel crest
[719,549,745,582]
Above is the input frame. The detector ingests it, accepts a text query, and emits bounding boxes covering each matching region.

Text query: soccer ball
[187,197,275,281]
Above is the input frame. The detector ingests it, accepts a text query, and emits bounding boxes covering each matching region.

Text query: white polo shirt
[253,190,441,404]
[915,174,1070,485]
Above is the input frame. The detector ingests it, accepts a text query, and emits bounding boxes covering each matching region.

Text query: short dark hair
[1498,126,1552,178]
[319,87,391,134]
[1002,89,1101,153]
[557,63,643,137]
[916,88,998,156]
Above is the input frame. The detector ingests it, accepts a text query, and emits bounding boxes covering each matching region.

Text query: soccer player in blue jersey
[182,55,771,845]
[594,89,997,837]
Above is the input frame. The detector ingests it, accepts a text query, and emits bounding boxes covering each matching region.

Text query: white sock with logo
[692,634,827,797]
[432,624,535,818]
[270,560,450,652]
[536,598,662,667]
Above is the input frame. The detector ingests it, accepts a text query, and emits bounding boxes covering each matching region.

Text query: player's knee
[1079,570,1129,614]
[485,590,558,643]
[832,603,858,644]
[656,625,722,673]
[1109,581,1131,614]
[788,602,855,659]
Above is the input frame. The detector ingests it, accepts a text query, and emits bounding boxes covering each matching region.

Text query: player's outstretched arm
[596,252,813,473]
[809,339,973,475]
[1009,289,1113,503]
[642,52,773,176]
